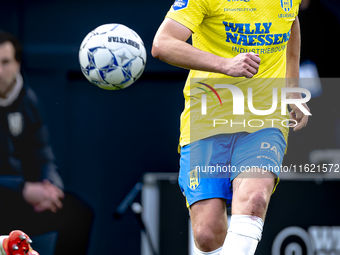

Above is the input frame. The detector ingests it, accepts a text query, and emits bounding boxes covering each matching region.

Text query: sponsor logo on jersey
[8,112,23,137]
[173,0,189,11]
[224,8,256,12]
[223,22,291,47]
[188,168,200,190]
[278,13,295,18]
[280,0,292,13]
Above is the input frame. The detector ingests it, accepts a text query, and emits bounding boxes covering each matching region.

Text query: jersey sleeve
[165,0,210,33]
[294,0,301,19]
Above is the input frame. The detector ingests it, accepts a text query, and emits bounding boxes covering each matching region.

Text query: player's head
[0,31,22,98]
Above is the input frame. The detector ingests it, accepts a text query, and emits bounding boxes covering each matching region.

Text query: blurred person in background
[0,31,93,255]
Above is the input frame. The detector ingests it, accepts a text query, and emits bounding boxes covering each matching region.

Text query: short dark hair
[0,31,23,63]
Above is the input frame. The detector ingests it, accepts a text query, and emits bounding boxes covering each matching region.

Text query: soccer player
[152,0,310,254]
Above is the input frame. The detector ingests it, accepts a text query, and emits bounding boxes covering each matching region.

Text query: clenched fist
[225,52,261,78]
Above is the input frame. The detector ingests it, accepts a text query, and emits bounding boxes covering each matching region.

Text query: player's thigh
[230,128,286,186]
[179,135,235,208]
[232,170,275,217]
[233,170,276,195]
[230,128,285,217]
[179,135,233,246]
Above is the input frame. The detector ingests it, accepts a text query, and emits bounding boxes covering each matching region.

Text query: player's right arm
[152,18,261,78]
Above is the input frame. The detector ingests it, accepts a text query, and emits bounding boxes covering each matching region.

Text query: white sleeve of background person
[220,215,264,255]
[0,236,8,255]
[194,245,222,255]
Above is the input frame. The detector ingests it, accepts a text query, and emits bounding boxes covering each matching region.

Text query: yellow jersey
[165,0,300,147]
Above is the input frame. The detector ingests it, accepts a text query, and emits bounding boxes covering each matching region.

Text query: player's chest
[206,0,298,33]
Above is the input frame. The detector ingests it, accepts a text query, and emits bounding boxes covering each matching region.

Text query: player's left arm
[286,16,310,131]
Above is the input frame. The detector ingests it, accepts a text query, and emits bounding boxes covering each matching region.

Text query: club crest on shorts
[280,0,292,13]
[7,112,23,137]
[188,168,200,190]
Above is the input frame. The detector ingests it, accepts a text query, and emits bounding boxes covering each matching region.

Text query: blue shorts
[179,128,286,207]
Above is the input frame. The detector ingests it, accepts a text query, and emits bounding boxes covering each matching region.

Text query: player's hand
[225,52,261,78]
[288,93,310,131]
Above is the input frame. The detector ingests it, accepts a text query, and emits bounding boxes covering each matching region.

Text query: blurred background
[1,0,340,254]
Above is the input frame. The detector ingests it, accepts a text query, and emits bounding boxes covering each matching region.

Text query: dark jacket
[0,85,63,200]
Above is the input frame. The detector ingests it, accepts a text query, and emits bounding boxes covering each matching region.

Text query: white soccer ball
[79,24,147,90]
